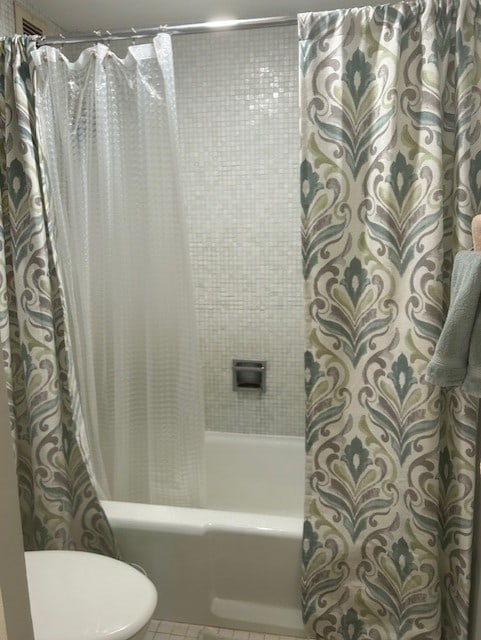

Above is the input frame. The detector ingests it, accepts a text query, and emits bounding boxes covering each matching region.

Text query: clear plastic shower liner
[32,35,205,506]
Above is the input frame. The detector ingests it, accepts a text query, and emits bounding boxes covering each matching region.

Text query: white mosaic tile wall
[173,26,305,437]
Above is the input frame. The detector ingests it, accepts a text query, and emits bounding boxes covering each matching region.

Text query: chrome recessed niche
[232,359,266,393]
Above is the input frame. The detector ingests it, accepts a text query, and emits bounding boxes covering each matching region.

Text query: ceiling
[30,0,386,34]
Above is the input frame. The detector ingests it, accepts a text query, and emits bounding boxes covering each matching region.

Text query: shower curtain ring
[105,30,112,48]
[131,27,137,45]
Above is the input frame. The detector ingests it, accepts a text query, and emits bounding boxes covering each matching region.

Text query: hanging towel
[461,294,481,395]
[426,250,481,395]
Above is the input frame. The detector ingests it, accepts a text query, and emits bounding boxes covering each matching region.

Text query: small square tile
[171,622,190,636]
[174,26,303,440]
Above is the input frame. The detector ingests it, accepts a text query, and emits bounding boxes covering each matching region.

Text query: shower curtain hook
[131,27,137,45]
[105,30,112,48]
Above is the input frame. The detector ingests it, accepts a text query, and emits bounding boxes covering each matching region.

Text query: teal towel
[426,250,481,395]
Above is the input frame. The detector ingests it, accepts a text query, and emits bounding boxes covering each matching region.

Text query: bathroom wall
[0,591,7,640]
[0,0,59,35]
[173,25,305,437]
[0,1,20,34]
[0,363,34,640]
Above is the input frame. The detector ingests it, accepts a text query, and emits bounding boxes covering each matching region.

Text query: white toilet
[25,550,158,640]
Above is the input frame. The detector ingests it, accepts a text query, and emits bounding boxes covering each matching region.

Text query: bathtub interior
[204,430,305,516]
[103,431,305,637]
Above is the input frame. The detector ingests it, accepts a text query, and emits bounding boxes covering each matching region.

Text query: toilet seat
[25,550,157,640]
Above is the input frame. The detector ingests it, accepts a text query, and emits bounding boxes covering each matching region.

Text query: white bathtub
[102,431,305,637]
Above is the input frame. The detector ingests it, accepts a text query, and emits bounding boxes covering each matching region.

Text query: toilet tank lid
[25,550,157,640]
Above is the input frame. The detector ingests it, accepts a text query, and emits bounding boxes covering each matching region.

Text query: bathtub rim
[102,500,303,538]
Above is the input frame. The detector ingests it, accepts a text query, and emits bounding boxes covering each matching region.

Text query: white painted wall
[22,0,388,33]
[0,362,34,640]
[0,0,59,35]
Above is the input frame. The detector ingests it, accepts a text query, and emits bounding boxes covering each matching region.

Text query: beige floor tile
[171,623,191,636]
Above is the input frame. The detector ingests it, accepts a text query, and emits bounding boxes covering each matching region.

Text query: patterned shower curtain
[0,36,117,556]
[300,1,480,638]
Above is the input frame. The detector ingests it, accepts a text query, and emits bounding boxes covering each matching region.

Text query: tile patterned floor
[145,619,303,640]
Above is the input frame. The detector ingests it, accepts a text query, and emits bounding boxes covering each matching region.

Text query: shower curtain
[0,36,117,555]
[32,35,205,506]
[300,1,479,638]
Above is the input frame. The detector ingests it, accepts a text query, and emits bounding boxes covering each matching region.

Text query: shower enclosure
[33,20,306,636]
[36,21,304,502]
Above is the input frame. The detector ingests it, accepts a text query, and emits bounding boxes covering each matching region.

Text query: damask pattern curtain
[0,36,117,556]
[299,1,480,638]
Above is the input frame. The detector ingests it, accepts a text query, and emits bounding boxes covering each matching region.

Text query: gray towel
[426,250,481,395]
[462,294,481,395]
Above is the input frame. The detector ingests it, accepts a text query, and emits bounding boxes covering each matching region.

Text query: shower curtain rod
[38,15,297,47]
